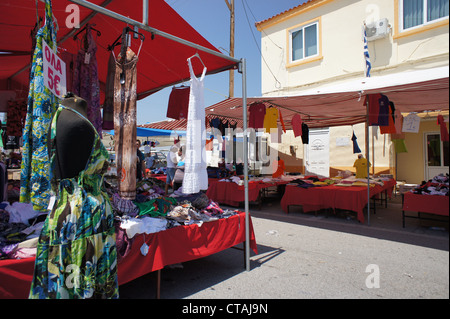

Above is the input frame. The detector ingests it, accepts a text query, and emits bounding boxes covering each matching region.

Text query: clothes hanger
[73,23,101,41]
[187,52,206,69]
[108,26,146,52]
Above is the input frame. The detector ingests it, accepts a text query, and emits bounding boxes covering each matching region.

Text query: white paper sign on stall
[402,113,420,133]
[42,40,67,98]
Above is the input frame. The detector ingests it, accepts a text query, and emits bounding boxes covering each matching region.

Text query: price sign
[42,40,67,98]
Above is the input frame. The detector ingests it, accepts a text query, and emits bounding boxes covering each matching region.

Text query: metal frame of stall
[68,0,252,273]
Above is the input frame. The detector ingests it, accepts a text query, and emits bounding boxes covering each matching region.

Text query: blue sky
[136,0,306,125]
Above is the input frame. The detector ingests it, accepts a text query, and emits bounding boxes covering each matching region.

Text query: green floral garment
[20,0,59,212]
[29,106,118,299]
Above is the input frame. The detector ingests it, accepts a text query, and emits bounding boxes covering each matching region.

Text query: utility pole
[225,0,235,98]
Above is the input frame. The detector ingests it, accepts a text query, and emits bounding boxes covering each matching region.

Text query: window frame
[395,0,449,38]
[286,17,322,68]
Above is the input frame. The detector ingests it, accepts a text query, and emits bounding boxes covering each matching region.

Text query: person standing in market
[353,154,371,178]
[165,145,179,194]
[136,139,145,182]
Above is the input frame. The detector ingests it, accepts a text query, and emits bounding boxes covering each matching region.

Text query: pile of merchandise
[411,173,449,196]
[0,177,239,261]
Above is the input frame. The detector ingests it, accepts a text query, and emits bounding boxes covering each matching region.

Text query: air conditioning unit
[365,18,390,41]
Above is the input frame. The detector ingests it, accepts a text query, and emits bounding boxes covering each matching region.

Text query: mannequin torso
[51,95,95,180]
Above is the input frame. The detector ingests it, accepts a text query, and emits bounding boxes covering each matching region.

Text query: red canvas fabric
[0,212,257,299]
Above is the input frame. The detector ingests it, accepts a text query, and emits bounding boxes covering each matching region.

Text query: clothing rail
[69,0,251,271]
[69,0,241,64]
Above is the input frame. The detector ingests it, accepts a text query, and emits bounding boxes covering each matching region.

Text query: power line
[241,0,281,89]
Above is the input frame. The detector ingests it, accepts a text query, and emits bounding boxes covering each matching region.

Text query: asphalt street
[119,194,449,300]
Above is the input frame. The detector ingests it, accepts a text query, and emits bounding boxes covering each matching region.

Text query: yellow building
[256,0,449,183]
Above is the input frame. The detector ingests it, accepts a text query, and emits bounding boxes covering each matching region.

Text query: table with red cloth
[402,192,449,227]
[0,212,257,299]
[206,178,289,207]
[281,179,396,224]
[149,174,167,183]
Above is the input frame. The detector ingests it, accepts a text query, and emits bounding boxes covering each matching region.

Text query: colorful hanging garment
[29,105,118,299]
[20,0,59,212]
[73,24,102,137]
[113,30,139,200]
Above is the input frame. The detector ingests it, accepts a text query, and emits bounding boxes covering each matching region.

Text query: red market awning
[142,67,448,130]
[0,0,238,100]
[205,68,449,129]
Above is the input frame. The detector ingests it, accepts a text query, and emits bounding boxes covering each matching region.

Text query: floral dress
[20,0,59,212]
[72,24,103,137]
[29,105,118,299]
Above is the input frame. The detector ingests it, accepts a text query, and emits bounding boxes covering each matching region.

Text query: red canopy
[141,67,448,130]
[0,0,238,100]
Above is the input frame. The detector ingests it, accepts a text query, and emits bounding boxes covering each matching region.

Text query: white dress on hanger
[182,59,208,194]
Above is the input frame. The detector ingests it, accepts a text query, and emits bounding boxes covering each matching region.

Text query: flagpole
[363,24,372,226]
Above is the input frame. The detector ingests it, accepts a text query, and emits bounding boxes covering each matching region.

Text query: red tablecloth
[206,178,288,207]
[403,192,449,216]
[0,212,257,299]
[149,174,167,182]
[281,180,395,224]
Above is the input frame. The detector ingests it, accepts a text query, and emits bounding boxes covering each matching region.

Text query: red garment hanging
[279,109,286,133]
[437,115,449,142]
[291,114,302,137]
[167,86,190,120]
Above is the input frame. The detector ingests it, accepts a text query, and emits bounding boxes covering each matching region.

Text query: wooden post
[225,0,235,97]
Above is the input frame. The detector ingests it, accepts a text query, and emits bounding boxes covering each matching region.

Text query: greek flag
[363,29,371,77]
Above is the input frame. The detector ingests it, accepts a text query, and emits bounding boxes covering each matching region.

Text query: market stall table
[0,212,257,299]
[149,174,168,183]
[281,179,396,224]
[206,178,289,208]
[401,192,449,228]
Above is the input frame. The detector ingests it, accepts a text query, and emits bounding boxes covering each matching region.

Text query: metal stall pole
[366,97,371,226]
[69,0,248,266]
[69,0,241,64]
[240,58,250,271]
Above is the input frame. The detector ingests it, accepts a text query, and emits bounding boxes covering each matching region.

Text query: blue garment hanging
[352,131,362,154]
[20,0,59,212]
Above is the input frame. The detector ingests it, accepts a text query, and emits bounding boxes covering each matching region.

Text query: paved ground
[119,192,449,300]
